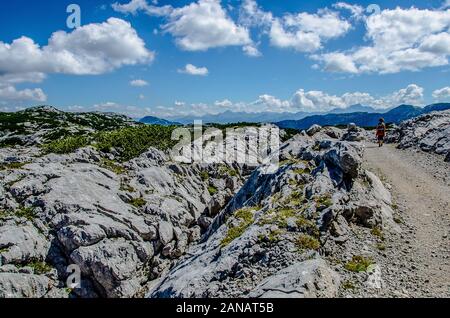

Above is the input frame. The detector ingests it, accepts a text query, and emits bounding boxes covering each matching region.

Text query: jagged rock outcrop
[396,110,450,161]
[1,118,397,299]
[149,133,396,298]
[0,144,244,298]
[248,259,340,298]
[341,123,366,142]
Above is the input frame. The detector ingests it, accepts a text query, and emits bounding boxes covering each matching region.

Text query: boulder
[248,259,340,298]
[306,125,322,136]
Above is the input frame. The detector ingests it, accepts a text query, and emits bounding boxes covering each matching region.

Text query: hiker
[376,118,386,147]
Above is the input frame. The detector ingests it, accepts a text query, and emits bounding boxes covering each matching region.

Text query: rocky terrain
[0,107,448,298]
[395,110,450,162]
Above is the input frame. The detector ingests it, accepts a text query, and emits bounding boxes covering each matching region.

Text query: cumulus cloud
[178,64,209,76]
[0,18,153,104]
[0,18,154,77]
[161,0,251,51]
[269,10,351,52]
[316,7,450,74]
[150,84,427,117]
[214,99,233,107]
[432,86,450,101]
[333,2,365,20]
[239,1,351,53]
[243,44,262,57]
[130,79,149,86]
[0,85,47,103]
[112,0,172,16]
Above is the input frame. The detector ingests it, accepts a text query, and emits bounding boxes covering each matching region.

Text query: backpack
[376,123,385,136]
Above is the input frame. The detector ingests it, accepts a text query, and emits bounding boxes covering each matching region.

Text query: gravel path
[363,143,450,297]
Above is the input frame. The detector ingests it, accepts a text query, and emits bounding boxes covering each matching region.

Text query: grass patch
[293,167,311,175]
[376,243,386,251]
[44,135,90,154]
[287,190,304,206]
[0,246,10,253]
[296,217,320,237]
[27,261,53,275]
[344,255,374,272]
[208,186,218,196]
[218,165,238,177]
[14,207,37,221]
[296,233,321,251]
[315,194,333,208]
[95,125,177,161]
[100,158,126,175]
[119,182,135,193]
[199,171,209,182]
[129,197,146,208]
[42,124,178,161]
[0,162,28,171]
[371,226,385,240]
[342,280,356,290]
[259,228,284,244]
[393,216,402,224]
[221,207,255,247]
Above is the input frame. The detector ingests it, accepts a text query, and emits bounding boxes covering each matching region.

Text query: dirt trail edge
[363,143,450,297]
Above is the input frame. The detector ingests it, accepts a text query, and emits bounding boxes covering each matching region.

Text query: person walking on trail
[376,118,386,147]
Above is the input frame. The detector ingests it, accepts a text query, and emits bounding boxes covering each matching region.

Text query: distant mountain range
[149,104,382,125]
[140,116,181,126]
[138,103,450,128]
[275,103,450,130]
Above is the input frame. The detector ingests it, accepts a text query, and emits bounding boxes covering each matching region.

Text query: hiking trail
[363,142,450,297]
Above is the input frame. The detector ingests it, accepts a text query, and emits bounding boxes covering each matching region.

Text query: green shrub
[100,158,126,175]
[221,208,255,247]
[129,197,146,208]
[371,226,385,240]
[27,261,53,275]
[376,243,386,251]
[218,165,238,177]
[315,194,333,208]
[95,125,177,161]
[344,255,374,272]
[342,280,356,290]
[199,171,209,181]
[0,162,28,171]
[44,136,89,154]
[208,186,218,195]
[296,233,321,251]
[15,207,37,221]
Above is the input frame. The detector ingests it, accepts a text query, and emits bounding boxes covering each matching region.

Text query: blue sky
[0,0,449,118]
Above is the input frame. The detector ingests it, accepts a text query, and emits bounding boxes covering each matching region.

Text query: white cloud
[0,85,47,103]
[156,84,427,117]
[316,7,450,74]
[243,44,262,57]
[214,99,233,107]
[112,0,172,16]
[178,63,209,76]
[0,18,153,104]
[90,102,151,118]
[251,94,291,111]
[0,18,154,77]
[130,79,149,86]
[161,0,251,51]
[388,84,424,106]
[318,52,358,73]
[269,10,351,52]
[432,86,450,100]
[238,0,273,28]
[333,2,364,20]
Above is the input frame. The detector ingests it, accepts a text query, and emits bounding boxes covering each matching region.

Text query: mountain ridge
[275,103,450,130]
